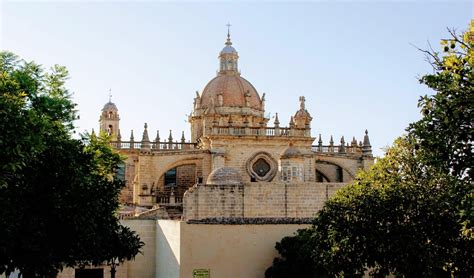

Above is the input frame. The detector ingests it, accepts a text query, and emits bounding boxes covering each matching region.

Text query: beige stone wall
[56,220,155,278]
[57,265,127,278]
[183,182,347,220]
[121,219,156,278]
[156,220,181,278]
[211,137,313,183]
[179,222,310,278]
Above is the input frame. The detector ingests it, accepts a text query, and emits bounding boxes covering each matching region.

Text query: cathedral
[68,29,376,277]
[99,29,373,218]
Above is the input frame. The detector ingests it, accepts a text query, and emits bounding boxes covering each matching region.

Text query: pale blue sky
[1,1,472,156]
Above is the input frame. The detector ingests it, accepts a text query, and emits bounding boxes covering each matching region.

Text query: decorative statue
[245,90,251,107]
[217,92,224,106]
[194,91,201,109]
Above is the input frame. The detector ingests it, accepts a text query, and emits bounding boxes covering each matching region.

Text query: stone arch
[154,158,202,199]
[315,169,330,182]
[315,159,355,182]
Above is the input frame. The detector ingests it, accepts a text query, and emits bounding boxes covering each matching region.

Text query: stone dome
[199,75,262,110]
[281,145,302,159]
[207,167,243,185]
[221,44,237,54]
[295,109,311,118]
[102,101,118,111]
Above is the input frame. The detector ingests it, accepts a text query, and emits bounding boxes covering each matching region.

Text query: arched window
[336,166,343,182]
[115,162,125,182]
[164,168,177,187]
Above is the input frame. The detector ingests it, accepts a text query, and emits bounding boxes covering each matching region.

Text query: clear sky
[1,1,472,156]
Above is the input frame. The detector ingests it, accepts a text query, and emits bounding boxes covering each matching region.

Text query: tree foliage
[0,52,143,277]
[266,23,473,277]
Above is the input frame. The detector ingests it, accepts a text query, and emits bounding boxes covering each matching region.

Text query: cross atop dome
[226,23,232,45]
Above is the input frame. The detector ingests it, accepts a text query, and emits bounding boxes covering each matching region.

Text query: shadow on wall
[156,220,181,278]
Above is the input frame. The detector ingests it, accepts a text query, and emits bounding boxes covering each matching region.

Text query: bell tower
[99,90,120,139]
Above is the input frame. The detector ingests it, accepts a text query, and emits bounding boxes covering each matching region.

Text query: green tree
[0,52,143,277]
[266,23,473,277]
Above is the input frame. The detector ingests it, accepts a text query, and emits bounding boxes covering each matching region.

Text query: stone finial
[129,130,135,149]
[274,113,280,127]
[153,130,160,150]
[155,130,160,142]
[141,123,151,151]
[289,116,295,128]
[168,130,173,143]
[117,129,122,141]
[91,128,96,138]
[317,134,323,152]
[141,123,150,142]
[294,96,312,129]
[363,129,372,156]
[339,136,346,153]
[351,136,358,147]
[181,131,186,143]
[329,135,334,152]
[299,96,306,110]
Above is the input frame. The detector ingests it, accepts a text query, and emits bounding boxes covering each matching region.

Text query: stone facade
[99,31,374,220]
[81,30,377,278]
[183,182,346,221]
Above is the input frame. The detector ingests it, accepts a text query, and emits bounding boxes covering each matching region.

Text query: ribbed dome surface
[200,75,262,110]
[281,146,302,159]
[207,167,243,185]
[102,101,118,111]
[221,45,237,54]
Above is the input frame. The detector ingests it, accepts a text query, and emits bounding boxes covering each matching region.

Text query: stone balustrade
[208,126,310,137]
[110,141,197,151]
[311,145,363,154]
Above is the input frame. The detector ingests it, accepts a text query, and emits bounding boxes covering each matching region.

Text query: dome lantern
[219,23,239,75]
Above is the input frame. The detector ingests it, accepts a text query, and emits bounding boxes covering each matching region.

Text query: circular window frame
[246,152,277,182]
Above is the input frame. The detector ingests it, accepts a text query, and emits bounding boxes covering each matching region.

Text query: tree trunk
[110,266,116,278]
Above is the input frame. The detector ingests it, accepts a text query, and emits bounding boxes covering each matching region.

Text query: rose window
[252,158,271,177]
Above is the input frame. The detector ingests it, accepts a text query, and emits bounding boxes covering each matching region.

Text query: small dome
[221,45,237,54]
[200,75,262,110]
[207,167,243,185]
[281,146,301,159]
[295,109,311,118]
[102,101,118,111]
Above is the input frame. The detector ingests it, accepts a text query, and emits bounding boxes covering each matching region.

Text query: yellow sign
[193,269,210,278]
